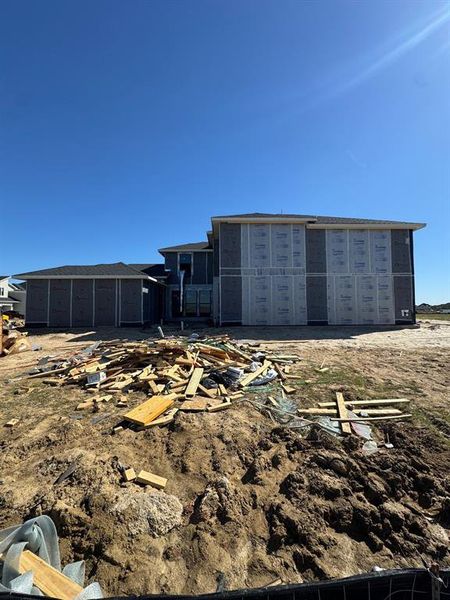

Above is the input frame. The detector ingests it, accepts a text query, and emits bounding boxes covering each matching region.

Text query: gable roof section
[158,241,211,253]
[211,213,425,230]
[128,263,167,277]
[14,262,151,279]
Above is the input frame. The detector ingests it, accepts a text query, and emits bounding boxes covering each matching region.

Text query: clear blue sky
[1,0,449,303]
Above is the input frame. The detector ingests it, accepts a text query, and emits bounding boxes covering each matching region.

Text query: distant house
[14,213,425,327]
[0,276,26,315]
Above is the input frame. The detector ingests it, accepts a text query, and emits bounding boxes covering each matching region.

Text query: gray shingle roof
[211,213,425,228]
[129,263,167,277]
[14,262,150,279]
[0,276,8,280]
[158,241,211,253]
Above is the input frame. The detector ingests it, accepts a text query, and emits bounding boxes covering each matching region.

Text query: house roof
[0,276,8,280]
[158,241,211,253]
[128,263,167,277]
[14,262,152,279]
[211,213,425,229]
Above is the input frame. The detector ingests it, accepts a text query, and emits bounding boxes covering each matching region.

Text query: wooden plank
[318,398,410,408]
[124,394,176,426]
[274,363,286,381]
[331,414,412,422]
[197,383,217,399]
[239,361,271,388]
[218,383,227,396]
[207,401,232,413]
[5,418,19,427]
[17,550,83,599]
[297,408,403,416]
[136,470,167,489]
[336,392,351,434]
[185,367,204,398]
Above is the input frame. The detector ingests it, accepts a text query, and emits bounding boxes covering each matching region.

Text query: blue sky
[1,0,449,303]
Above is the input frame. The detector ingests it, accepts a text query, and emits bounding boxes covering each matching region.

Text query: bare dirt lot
[1,320,449,596]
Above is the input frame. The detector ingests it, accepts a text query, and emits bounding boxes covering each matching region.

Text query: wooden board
[124,394,176,426]
[136,470,167,489]
[123,467,136,481]
[297,408,403,416]
[331,414,412,422]
[318,398,410,408]
[336,392,351,434]
[17,550,83,599]
[185,367,204,398]
[239,361,271,387]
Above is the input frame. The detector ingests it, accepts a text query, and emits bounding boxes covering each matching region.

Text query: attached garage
[14,263,165,328]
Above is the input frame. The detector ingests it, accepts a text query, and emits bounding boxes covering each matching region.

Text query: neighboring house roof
[0,276,9,280]
[14,262,153,279]
[211,213,425,229]
[158,241,211,253]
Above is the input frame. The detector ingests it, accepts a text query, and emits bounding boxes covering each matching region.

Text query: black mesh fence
[1,568,449,600]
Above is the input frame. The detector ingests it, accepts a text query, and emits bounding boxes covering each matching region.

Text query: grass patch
[417,313,450,321]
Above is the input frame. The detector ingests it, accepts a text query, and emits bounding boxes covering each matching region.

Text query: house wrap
[14,213,425,327]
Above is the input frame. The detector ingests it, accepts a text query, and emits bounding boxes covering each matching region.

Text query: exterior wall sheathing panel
[95,279,116,326]
[26,279,49,324]
[49,279,71,327]
[120,279,142,323]
[72,279,93,327]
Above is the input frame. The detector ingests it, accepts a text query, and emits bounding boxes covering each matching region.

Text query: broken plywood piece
[136,470,167,489]
[179,397,209,411]
[281,383,296,395]
[144,407,179,428]
[124,394,176,427]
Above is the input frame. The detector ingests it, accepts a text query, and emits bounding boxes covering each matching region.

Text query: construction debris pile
[19,335,304,428]
[0,328,31,357]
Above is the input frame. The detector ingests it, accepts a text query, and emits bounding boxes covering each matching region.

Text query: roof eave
[306,222,426,230]
[13,274,151,280]
[211,216,317,224]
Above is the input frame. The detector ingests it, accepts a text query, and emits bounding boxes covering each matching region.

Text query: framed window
[0,287,4,297]
[179,253,192,278]
[199,290,211,316]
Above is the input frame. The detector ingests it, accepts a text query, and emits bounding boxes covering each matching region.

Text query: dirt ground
[0,320,449,596]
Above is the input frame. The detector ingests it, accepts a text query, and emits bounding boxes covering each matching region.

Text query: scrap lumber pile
[0,328,31,357]
[21,335,301,427]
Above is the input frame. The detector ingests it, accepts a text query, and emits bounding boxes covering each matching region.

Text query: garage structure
[14,263,164,328]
